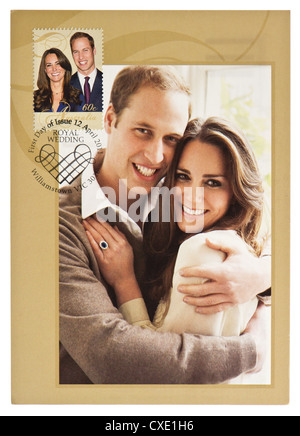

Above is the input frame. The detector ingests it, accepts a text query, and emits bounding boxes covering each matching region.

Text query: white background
[5,0,299,417]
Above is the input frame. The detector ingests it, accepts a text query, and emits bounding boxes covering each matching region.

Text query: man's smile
[132,163,161,179]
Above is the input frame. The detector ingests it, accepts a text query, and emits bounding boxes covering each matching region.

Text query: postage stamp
[33,28,103,127]
[31,28,104,192]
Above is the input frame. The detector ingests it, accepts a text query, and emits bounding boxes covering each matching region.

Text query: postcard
[11,10,290,405]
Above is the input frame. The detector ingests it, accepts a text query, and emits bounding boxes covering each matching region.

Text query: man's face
[71,37,95,76]
[102,86,190,197]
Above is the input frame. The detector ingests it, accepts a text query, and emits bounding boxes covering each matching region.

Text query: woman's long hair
[34,48,81,111]
[143,117,266,306]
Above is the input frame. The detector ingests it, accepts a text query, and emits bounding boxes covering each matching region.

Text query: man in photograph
[70,31,103,112]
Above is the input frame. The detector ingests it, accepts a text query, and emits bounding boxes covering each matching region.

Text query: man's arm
[178,234,271,315]
[242,301,268,374]
[59,207,258,384]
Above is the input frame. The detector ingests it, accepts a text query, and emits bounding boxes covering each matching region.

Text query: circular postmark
[28,116,104,194]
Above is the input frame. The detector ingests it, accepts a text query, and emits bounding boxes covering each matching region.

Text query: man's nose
[144,138,164,164]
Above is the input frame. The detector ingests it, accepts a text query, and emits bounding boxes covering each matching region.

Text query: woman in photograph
[83,117,271,382]
[34,48,81,112]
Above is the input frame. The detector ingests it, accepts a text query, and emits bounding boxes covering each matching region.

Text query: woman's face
[174,139,233,234]
[44,53,66,84]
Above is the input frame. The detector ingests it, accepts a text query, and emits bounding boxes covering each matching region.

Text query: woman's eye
[175,172,190,181]
[206,179,222,187]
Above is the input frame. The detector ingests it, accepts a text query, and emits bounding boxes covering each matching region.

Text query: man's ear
[104,103,117,134]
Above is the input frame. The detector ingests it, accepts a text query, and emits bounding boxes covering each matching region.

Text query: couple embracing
[59,65,271,385]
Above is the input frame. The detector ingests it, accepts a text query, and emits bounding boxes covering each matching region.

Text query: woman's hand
[83,217,136,291]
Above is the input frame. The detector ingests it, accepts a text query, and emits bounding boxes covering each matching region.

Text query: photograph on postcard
[59,64,272,386]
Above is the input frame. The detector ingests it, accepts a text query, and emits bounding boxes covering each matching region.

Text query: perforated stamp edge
[30,28,104,193]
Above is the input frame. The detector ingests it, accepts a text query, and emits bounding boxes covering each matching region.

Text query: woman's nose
[183,185,205,208]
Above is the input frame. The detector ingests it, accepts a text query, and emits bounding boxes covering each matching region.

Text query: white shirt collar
[81,152,161,240]
[81,155,111,219]
[77,67,97,92]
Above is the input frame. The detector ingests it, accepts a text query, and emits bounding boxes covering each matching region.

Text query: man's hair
[70,32,95,51]
[110,65,192,121]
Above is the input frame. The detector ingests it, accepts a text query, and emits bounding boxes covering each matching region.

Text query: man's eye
[136,128,150,135]
[165,136,179,145]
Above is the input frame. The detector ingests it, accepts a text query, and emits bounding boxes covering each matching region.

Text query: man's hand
[243,301,268,373]
[178,236,271,314]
